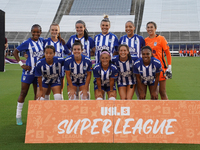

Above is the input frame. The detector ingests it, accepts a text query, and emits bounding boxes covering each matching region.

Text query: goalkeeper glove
[165,65,172,79]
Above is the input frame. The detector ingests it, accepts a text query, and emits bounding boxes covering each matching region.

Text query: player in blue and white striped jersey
[35,45,64,100]
[44,24,69,57]
[133,46,162,100]
[43,23,69,100]
[13,24,44,125]
[119,21,145,58]
[66,20,95,58]
[64,40,92,100]
[112,44,138,100]
[93,49,118,100]
[94,15,119,64]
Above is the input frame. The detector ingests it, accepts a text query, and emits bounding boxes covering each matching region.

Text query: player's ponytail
[50,23,65,45]
[76,20,89,41]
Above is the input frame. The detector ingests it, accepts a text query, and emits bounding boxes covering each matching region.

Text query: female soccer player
[66,20,95,58]
[145,21,172,100]
[43,23,69,100]
[133,46,162,100]
[64,40,92,100]
[119,21,145,57]
[93,49,118,100]
[94,15,119,64]
[35,45,64,100]
[13,24,44,125]
[112,44,138,100]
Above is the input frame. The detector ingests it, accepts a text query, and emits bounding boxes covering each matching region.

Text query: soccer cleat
[16,118,23,125]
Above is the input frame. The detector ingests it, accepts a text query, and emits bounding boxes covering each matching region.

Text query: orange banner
[25,100,200,144]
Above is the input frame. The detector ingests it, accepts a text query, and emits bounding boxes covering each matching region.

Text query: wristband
[18,61,23,66]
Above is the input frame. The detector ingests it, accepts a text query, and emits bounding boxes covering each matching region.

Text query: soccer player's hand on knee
[21,65,31,71]
[151,92,158,100]
[81,89,88,99]
[97,90,103,98]
[139,92,146,100]
[37,90,44,100]
[69,88,76,98]
[109,90,115,98]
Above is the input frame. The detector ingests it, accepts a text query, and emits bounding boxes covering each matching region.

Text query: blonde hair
[101,14,110,24]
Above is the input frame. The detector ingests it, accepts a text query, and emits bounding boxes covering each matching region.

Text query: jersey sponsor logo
[102,79,110,85]
[129,47,136,53]
[153,50,157,55]
[141,76,154,82]
[154,42,157,46]
[43,73,58,80]
[71,73,85,79]
[32,51,43,58]
[120,71,132,77]
[96,45,109,51]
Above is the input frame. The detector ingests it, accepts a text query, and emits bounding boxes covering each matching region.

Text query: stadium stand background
[1,0,200,56]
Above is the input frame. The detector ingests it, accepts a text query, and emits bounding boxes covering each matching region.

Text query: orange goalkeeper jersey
[145,34,171,69]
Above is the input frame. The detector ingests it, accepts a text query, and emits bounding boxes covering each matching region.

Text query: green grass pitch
[0,57,200,150]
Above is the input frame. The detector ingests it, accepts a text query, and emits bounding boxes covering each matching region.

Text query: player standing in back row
[145,21,172,100]
[94,15,119,64]
[119,21,145,57]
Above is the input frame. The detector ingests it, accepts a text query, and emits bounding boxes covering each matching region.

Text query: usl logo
[101,107,130,116]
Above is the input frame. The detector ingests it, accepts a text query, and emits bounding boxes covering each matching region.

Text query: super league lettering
[57,118,177,135]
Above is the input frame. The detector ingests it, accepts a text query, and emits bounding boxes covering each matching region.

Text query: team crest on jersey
[108,39,112,43]
[154,42,157,46]
[152,68,156,72]
[83,66,86,70]
[130,63,132,68]
[85,41,88,45]
[135,41,138,44]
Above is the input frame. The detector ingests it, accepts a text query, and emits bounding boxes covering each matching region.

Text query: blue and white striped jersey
[133,57,162,85]
[64,54,92,84]
[66,35,95,58]
[44,38,69,57]
[119,34,145,57]
[93,63,118,87]
[16,37,44,75]
[35,57,65,84]
[112,55,138,86]
[94,32,118,64]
